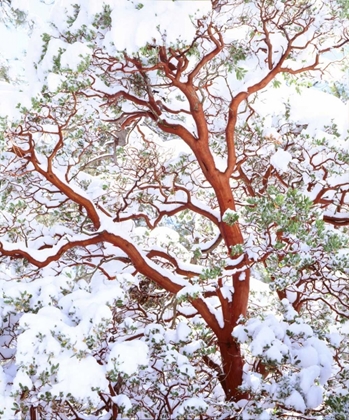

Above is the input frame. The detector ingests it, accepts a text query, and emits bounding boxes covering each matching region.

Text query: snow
[251,326,276,356]
[0,366,7,395]
[284,390,306,413]
[50,356,108,404]
[290,88,349,137]
[39,37,68,74]
[11,0,52,17]
[107,340,148,376]
[0,0,347,417]
[220,285,234,301]
[177,284,203,300]
[287,322,313,338]
[234,298,333,413]
[0,395,16,419]
[253,85,349,139]
[174,397,208,417]
[0,83,31,121]
[175,322,191,342]
[270,149,292,173]
[149,226,180,246]
[294,345,319,368]
[326,329,342,348]
[12,369,32,393]
[0,233,99,264]
[105,1,211,54]
[111,394,132,412]
[305,385,323,409]
[205,298,224,328]
[299,366,321,394]
[264,343,285,363]
[0,274,135,406]
[181,340,204,356]
[309,337,333,385]
[60,42,92,71]
[222,208,239,225]
[239,272,246,281]
[286,289,298,304]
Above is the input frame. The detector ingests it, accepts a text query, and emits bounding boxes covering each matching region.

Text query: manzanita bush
[0,0,349,418]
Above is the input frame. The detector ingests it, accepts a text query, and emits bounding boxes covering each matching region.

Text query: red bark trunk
[218,337,246,400]
[217,267,250,401]
[210,178,250,398]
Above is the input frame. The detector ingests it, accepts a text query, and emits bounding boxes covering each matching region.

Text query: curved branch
[188,25,224,84]
[101,231,221,335]
[323,214,349,226]
[0,235,103,268]
[0,229,221,335]
[146,249,200,278]
[10,143,102,229]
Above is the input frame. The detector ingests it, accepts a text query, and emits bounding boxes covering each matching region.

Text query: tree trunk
[189,161,250,400]
[218,336,246,401]
[216,209,250,400]
[216,267,250,401]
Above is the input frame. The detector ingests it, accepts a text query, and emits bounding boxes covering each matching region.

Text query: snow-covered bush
[0,0,348,418]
